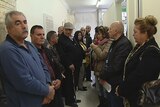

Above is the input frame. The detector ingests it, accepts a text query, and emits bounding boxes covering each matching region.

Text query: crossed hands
[52,79,61,90]
[42,85,55,104]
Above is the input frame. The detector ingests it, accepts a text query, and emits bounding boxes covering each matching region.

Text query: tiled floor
[76,82,99,107]
[65,71,99,107]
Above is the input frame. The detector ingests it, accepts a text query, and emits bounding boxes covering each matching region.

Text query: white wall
[126,0,138,46]
[141,0,160,46]
[102,0,122,27]
[127,0,160,46]
[74,12,97,39]
[103,3,117,27]
[16,0,74,41]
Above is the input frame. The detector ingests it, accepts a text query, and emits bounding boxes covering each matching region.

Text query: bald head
[86,25,91,33]
[109,21,124,40]
[111,21,124,34]
[80,27,86,36]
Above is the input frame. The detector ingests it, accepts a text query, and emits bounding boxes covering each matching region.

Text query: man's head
[30,25,45,48]
[63,22,74,37]
[80,27,86,36]
[46,31,58,45]
[5,10,28,41]
[58,26,64,35]
[108,21,124,40]
[86,25,91,33]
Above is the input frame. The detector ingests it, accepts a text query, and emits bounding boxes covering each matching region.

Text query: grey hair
[5,10,25,27]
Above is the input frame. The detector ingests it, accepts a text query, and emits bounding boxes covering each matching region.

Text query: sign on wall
[43,14,54,35]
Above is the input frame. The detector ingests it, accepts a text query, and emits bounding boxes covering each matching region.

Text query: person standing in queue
[57,22,81,107]
[30,25,64,107]
[0,10,55,107]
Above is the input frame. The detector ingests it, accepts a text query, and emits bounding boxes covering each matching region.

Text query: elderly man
[100,21,132,107]
[80,27,86,37]
[57,22,81,107]
[84,25,92,82]
[0,11,55,107]
[58,26,64,36]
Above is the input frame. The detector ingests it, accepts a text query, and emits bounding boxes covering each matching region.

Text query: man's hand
[42,85,55,104]
[42,97,52,104]
[115,85,119,96]
[52,79,61,90]
[90,43,96,47]
[47,85,55,100]
[99,79,106,85]
[69,64,75,72]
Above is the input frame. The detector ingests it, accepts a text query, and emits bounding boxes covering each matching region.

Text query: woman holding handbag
[115,15,160,107]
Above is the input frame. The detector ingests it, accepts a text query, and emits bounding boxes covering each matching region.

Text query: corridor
[65,71,99,107]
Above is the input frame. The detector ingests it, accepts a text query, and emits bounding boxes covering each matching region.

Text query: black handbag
[137,79,160,106]
[137,45,160,106]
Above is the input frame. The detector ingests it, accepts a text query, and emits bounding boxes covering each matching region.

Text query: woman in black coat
[116,15,160,107]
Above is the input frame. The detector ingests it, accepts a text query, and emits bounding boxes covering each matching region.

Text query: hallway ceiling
[64,0,114,12]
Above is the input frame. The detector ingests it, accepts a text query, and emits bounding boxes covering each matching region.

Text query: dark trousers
[85,64,91,81]
[74,65,81,89]
[62,68,76,104]
[107,91,124,107]
[128,97,142,107]
[43,89,64,107]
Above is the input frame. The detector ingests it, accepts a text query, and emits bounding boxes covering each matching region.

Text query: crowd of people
[0,10,159,107]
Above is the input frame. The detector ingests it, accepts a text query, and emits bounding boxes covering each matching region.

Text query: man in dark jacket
[57,22,81,107]
[100,21,132,107]
[30,25,64,107]
[84,25,92,81]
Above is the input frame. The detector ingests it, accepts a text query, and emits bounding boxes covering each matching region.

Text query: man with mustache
[0,10,55,107]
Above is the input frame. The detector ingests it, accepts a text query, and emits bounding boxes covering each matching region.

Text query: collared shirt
[38,47,56,80]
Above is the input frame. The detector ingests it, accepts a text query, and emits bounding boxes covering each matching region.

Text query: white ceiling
[64,0,114,12]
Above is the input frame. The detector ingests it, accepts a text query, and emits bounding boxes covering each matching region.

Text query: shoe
[83,86,87,89]
[78,87,87,91]
[86,79,92,82]
[66,103,78,107]
[76,99,81,103]
[92,83,96,87]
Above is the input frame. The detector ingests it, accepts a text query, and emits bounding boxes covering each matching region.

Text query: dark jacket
[38,47,63,80]
[49,45,65,74]
[85,33,92,48]
[100,35,132,90]
[118,37,160,103]
[57,33,81,69]
[73,37,86,67]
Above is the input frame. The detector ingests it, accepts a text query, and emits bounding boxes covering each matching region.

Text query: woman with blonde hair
[116,15,160,107]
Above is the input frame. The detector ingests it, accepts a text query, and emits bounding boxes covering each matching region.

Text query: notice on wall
[0,0,16,42]
[43,14,54,35]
